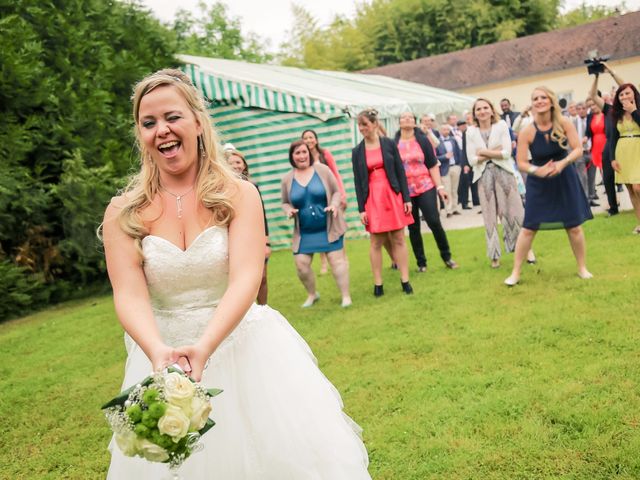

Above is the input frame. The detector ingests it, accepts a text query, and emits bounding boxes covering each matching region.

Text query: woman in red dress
[351,109,414,296]
[588,102,606,171]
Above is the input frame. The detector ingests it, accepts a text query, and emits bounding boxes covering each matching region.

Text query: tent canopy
[179,55,475,121]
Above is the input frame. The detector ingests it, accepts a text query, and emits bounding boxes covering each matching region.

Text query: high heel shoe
[373,285,384,297]
[401,281,414,295]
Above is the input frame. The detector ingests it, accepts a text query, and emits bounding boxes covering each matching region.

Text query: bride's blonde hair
[533,86,568,148]
[119,68,236,254]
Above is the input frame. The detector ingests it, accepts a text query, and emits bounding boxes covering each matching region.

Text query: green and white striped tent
[180,55,475,249]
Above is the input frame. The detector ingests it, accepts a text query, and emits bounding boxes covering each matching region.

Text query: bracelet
[527,165,539,175]
[436,185,444,191]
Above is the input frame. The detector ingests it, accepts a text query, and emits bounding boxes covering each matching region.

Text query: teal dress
[290,172,344,254]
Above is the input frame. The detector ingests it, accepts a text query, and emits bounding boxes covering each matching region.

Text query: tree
[274,0,567,70]
[556,2,622,28]
[173,1,272,62]
[0,0,177,319]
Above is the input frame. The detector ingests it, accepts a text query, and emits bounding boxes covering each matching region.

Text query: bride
[102,69,371,479]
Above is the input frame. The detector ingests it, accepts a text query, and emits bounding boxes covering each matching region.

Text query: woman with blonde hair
[466,98,531,268]
[505,86,593,285]
[102,69,370,478]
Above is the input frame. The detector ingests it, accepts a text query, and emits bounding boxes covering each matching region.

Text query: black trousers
[602,143,618,213]
[458,170,480,207]
[408,188,452,268]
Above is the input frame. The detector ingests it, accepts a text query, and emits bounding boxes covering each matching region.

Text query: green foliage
[0,0,176,320]
[556,2,623,28]
[173,1,272,62]
[278,0,571,70]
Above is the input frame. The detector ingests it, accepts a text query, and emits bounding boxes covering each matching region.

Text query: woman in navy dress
[281,140,352,307]
[505,86,593,285]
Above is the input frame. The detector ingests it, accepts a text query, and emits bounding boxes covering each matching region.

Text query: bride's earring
[198,135,206,161]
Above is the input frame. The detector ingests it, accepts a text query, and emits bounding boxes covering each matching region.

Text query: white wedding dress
[107,226,371,479]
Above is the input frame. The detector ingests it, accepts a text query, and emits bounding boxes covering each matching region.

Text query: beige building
[364,12,640,114]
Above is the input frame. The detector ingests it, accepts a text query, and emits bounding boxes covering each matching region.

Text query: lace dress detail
[108,226,370,479]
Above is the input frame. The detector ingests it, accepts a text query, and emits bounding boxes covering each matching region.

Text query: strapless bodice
[142,226,229,310]
[138,226,229,346]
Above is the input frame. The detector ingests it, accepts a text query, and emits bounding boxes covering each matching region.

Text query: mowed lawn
[1,212,639,479]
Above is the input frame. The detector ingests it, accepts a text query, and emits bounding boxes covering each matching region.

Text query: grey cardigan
[281,162,347,253]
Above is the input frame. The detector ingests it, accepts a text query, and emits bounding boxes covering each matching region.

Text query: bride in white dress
[102,69,371,479]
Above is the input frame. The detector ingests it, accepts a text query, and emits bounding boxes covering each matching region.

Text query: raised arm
[102,200,180,372]
[588,74,605,111]
[603,62,625,87]
[186,180,265,380]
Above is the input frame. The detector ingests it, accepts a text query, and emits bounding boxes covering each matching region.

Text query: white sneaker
[301,292,320,308]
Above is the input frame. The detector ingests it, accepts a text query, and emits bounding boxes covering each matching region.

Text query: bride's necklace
[161,184,195,219]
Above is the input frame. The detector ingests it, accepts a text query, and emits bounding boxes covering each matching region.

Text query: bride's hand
[175,343,212,382]
[149,344,189,373]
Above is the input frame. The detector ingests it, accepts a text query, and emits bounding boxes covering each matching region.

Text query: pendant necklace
[161,184,195,219]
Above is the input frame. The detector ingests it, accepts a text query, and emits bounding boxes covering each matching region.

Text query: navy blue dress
[290,172,344,254]
[523,123,593,230]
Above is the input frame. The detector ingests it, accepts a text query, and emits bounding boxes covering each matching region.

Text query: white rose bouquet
[102,366,222,469]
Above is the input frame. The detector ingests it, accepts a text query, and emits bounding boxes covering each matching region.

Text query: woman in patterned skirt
[466,98,533,268]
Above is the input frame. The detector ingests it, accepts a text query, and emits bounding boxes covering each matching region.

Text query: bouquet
[102,366,222,470]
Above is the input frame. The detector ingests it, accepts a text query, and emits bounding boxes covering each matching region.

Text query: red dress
[364,147,414,233]
[590,113,606,169]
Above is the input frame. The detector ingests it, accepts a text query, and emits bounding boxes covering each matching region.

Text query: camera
[584,50,610,75]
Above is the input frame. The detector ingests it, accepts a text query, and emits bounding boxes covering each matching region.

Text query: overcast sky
[140,0,640,50]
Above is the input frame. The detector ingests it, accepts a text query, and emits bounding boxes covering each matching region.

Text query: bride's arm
[186,180,264,381]
[102,200,180,371]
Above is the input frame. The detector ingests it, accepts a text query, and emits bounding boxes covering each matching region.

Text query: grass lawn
[1,211,639,479]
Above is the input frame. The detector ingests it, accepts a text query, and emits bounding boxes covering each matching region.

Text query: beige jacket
[281,162,347,253]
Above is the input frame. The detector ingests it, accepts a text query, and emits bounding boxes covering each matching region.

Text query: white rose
[189,396,212,431]
[114,431,139,457]
[137,438,170,462]
[158,405,190,441]
[164,372,195,407]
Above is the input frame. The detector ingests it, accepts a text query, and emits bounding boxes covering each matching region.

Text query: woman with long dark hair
[352,109,414,296]
[505,87,593,285]
[610,83,640,233]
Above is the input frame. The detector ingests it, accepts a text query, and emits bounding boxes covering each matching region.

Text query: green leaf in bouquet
[101,374,155,409]
[198,418,216,436]
[207,388,223,398]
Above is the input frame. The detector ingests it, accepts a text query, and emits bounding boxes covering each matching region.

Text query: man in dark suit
[437,124,465,217]
[456,120,479,209]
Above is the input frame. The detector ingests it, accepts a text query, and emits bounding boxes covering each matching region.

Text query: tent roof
[179,55,475,120]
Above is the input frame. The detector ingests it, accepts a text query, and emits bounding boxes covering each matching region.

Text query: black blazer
[352,136,411,212]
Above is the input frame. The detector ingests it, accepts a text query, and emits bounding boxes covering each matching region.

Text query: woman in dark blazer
[352,109,414,296]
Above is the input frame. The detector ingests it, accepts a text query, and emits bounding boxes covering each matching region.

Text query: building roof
[362,11,640,90]
[179,55,475,120]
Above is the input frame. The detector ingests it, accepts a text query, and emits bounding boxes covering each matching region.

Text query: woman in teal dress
[281,140,352,307]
